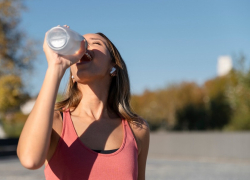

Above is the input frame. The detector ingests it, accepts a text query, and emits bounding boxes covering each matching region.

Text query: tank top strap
[60,108,79,147]
[123,119,139,152]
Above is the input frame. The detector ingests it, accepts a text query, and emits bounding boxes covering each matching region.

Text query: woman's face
[70,33,114,84]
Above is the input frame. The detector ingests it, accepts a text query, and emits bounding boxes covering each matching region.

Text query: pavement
[148,131,250,162]
[146,157,250,180]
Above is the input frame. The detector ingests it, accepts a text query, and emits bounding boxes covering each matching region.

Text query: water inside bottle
[50,36,66,48]
[48,29,68,49]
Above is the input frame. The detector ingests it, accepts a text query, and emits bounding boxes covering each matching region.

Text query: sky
[20,0,250,97]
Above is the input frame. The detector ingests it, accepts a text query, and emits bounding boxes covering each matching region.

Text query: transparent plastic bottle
[46,26,87,55]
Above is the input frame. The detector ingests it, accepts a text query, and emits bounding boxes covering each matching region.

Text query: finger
[63,25,70,28]
[43,32,48,49]
[76,40,87,57]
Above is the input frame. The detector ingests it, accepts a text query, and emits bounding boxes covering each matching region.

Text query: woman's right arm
[17,27,86,170]
[17,65,64,170]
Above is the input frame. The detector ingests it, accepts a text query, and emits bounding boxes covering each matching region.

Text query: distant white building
[20,98,36,115]
[217,56,233,77]
[0,98,36,138]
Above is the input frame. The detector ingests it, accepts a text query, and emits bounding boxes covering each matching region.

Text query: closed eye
[89,38,107,47]
[93,41,101,45]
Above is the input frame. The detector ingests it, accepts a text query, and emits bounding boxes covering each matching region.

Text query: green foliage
[2,121,25,137]
[174,104,207,130]
[1,111,28,137]
[203,76,232,130]
[0,0,36,114]
[131,61,245,131]
[224,55,250,131]
[131,82,207,131]
[0,0,37,76]
[0,0,37,137]
[0,75,22,112]
[131,90,162,131]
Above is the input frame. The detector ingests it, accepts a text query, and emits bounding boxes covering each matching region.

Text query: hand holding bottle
[43,25,87,74]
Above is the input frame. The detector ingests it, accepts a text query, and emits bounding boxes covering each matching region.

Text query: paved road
[149,131,250,161]
[146,157,250,180]
[1,156,250,180]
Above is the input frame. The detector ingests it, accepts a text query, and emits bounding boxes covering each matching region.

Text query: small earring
[71,75,76,83]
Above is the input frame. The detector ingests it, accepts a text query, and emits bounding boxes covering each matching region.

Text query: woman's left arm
[135,119,150,180]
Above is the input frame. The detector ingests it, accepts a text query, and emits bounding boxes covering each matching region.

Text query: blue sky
[21,0,250,97]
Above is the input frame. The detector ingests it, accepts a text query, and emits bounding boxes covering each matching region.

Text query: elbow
[19,157,44,170]
[17,150,44,170]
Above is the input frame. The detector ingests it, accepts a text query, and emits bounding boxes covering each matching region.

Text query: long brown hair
[54,32,141,123]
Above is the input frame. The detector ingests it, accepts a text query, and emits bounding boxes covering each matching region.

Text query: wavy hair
[54,32,141,123]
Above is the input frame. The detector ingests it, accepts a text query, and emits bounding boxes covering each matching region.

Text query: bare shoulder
[128,117,150,154]
[129,117,150,135]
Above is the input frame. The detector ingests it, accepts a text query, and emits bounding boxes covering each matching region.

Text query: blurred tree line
[131,54,250,131]
[0,0,37,137]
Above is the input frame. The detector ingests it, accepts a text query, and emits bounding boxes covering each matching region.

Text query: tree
[0,0,37,117]
[225,54,250,130]
[203,76,232,130]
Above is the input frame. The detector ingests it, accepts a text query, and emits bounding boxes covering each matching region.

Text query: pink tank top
[44,109,138,180]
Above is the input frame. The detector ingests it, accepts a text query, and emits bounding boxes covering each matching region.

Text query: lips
[79,52,92,62]
[76,52,93,66]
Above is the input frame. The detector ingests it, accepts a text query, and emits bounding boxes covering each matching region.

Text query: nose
[84,41,94,58]
[86,42,95,53]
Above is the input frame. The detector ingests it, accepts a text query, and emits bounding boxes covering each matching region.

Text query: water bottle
[46,26,87,55]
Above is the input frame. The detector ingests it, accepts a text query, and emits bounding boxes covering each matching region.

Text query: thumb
[75,39,87,59]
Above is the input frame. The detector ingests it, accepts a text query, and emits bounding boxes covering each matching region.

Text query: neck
[71,81,115,121]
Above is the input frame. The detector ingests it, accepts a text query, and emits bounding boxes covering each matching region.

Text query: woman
[17,25,150,180]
